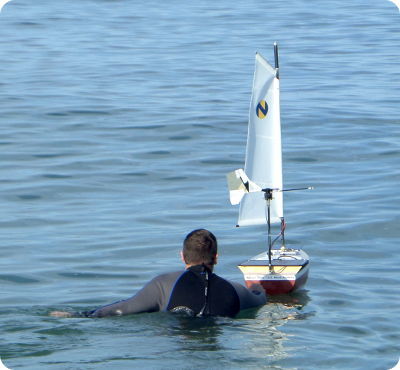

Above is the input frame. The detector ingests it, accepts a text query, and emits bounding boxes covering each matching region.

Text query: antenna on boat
[274,42,279,79]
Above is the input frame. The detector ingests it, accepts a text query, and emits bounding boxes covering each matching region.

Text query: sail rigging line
[271,221,285,247]
[280,218,286,246]
[263,186,312,264]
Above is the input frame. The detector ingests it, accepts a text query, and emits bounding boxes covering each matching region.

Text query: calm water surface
[1,0,400,369]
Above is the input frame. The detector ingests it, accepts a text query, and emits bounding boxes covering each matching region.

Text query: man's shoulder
[151,270,185,284]
[212,274,266,302]
[211,272,237,287]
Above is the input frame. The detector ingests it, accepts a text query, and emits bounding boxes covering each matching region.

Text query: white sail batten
[237,53,283,227]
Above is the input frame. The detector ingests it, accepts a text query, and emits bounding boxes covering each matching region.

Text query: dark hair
[182,229,218,266]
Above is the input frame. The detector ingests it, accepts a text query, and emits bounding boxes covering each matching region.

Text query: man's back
[167,265,240,317]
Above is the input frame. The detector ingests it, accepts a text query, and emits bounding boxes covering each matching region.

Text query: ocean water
[1,0,399,369]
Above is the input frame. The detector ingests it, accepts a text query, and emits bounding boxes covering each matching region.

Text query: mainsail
[237,52,283,227]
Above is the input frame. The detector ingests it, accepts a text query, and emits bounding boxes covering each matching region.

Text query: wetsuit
[85,265,266,318]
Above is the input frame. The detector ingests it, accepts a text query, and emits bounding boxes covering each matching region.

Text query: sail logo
[256,100,268,119]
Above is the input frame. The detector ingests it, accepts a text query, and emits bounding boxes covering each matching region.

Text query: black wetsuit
[85,265,266,318]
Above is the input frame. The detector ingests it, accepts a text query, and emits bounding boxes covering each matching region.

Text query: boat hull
[238,249,309,295]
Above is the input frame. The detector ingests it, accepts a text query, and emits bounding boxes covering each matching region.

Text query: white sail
[237,52,283,227]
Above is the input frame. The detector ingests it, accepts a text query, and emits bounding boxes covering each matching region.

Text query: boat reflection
[267,289,311,309]
[237,290,313,366]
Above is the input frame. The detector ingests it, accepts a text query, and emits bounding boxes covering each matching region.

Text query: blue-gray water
[1,1,400,369]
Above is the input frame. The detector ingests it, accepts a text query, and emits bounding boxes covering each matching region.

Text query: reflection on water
[168,315,226,352]
[268,290,310,308]
[247,290,313,366]
[146,291,314,367]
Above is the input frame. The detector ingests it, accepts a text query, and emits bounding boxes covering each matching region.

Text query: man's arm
[50,275,168,318]
[85,276,165,317]
[231,282,267,311]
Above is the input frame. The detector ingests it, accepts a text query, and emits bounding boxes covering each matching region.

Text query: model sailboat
[227,44,312,295]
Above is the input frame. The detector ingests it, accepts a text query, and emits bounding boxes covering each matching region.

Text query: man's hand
[49,311,73,318]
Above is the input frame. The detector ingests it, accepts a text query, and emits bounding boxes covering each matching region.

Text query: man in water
[50,229,266,318]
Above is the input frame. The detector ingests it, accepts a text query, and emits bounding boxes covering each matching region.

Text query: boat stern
[238,249,310,295]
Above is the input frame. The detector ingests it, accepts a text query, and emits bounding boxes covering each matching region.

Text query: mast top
[274,42,279,79]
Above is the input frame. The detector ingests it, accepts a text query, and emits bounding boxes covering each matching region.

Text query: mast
[264,188,274,270]
[267,42,280,270]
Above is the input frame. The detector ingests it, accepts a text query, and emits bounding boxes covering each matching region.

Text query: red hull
[244,266,309,295]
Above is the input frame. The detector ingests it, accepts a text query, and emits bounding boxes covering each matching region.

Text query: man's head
[182,229,218,268]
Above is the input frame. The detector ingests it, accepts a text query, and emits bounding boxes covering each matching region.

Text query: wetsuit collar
[187,264,213,274]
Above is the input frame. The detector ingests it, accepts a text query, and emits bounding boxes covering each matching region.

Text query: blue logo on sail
[256,100,268,119]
